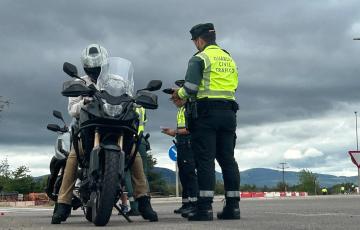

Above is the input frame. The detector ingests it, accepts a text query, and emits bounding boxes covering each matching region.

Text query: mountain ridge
[153,167,358,187]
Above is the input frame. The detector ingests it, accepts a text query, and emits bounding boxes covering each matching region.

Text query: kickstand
[114,204,132,223]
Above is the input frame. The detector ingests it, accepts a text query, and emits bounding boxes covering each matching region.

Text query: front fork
[88,130,126,205]
[89,130,126,182]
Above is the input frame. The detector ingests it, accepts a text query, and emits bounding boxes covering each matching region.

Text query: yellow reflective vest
[195,45,238,100]
[177,106,186,129]
[135,107,147,134]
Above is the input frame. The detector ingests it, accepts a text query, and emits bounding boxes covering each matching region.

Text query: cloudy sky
[1,0,360,177]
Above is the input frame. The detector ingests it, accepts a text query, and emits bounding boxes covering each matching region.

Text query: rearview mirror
[47,124,62,132]
[63,62,79,78]
[53,110,63,120]
[145,80,162,91]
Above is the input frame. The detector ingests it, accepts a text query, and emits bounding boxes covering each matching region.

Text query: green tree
[297,169,319,195]
[275,182,290,192]
[33,176,48,193]
[240,184,257,192]
[0,158,11,191]
[7,165,35,194]
[0,158,36,194]
[146,153,171,196]
[215,181,225,195]
[0,97,10,120]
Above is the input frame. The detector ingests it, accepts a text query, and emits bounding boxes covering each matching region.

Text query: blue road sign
[168,145,177,162]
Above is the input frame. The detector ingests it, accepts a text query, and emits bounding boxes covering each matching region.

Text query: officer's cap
[190,23,215,40]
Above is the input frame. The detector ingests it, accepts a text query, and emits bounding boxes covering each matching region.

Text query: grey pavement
[0,195,359,230]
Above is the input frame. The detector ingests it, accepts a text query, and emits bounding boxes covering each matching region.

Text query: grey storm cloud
[1,0,360,149]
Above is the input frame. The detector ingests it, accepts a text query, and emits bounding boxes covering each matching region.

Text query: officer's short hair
[199,31,216,43]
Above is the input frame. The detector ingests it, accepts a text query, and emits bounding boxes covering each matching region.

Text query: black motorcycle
[61,57,161,226]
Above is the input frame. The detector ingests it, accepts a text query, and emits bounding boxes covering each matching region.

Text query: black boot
[181,202,196,218]
[187,208,213,221]
[174,202,189,214]
[217,198,240,220]
[126,209,141,216]
[51,203,71,224]
[187,201,213,221]
[137,196,158,222]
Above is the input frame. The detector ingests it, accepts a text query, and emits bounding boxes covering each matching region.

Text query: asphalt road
[0,195,359,230]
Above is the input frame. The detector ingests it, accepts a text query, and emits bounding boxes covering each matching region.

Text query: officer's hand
[161,127,176,137]
[171,89,180,101]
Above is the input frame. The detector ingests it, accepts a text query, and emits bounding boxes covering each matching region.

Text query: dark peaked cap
[190,23,215,40]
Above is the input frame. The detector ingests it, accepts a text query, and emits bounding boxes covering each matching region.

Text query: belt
[196,99,238,111]
[176,134,191,144]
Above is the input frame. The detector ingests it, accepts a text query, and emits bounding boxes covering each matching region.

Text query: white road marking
[0,207,53,213]
[264,212,360,217]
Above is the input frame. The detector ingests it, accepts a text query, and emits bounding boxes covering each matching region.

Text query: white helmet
[81,44,108,81]
[81,44,108,68]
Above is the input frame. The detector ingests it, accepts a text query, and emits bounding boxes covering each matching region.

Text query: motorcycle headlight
[103,102,123,117]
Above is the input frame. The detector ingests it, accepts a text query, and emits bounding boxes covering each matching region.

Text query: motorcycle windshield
[97,57,134,97]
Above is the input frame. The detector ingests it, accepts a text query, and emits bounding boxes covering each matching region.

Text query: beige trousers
[58,146,148,205]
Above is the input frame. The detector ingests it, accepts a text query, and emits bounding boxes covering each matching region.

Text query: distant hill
[34,167,357,188]
[152,167,357,188]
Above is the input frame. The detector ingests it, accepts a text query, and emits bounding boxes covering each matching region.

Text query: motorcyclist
[51,44,158,224]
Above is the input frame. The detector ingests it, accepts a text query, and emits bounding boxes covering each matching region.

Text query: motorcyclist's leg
[131,153,148,197]
[51,148,78,224]
[131,153,158,222]
[123,169,139,215]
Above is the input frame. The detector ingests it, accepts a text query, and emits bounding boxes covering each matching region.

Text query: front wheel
[91,150,121,226]
[85,206,92,222]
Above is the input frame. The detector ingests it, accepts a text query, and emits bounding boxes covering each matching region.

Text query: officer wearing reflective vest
[173,23,240,221]
[161,80,198,216]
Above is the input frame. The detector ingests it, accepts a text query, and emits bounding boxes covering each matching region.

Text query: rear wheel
[91,150,120,226]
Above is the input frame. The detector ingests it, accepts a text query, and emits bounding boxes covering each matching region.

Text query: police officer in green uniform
[173,23,240,221]
[162,81,198,215]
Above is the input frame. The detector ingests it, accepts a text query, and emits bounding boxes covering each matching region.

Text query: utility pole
[352,39,360,194]
[278,162,289,192]
[355,111,359,151]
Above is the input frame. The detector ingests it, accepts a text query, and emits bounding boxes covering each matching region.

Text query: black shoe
[137,196,158,222]
[217,198,240,220]
[174,203,189,214]
[126,209,141,216]
[51,203,71,224]
[187,208,213,221]
[217,206,240,220]
[180,203,196,218]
